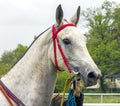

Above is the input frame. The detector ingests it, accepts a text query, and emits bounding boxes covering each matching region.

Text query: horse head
[50,5,101,87]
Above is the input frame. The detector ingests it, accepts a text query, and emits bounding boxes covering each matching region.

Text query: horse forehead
[59,27,85,41]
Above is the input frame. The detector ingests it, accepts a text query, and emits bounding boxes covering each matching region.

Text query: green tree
[83,1,120,92]
[0,44,27,76]
[55,71,70,92]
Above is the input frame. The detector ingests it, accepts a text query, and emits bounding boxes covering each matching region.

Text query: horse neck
[1,28,57,106]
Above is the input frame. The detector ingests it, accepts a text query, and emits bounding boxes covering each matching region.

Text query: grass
[84,95,120,103]
[54,93,120,103]
[103,95,120,103]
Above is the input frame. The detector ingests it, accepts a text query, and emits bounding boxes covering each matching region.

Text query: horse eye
[63,38,71,45]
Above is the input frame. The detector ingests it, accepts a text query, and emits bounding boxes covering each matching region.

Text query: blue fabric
[66,89,76,106]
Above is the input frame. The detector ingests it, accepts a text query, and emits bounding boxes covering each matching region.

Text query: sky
[0,0,120,56]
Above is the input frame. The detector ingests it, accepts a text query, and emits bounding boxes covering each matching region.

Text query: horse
[0,5,101,106]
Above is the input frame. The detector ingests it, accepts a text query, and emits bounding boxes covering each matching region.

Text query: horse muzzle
[75,67,102,87]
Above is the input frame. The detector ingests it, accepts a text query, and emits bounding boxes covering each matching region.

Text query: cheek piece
[52,23,76,73]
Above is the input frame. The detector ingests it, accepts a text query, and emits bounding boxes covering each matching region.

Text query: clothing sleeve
[75,92,84,106]
[65,89,84,106]
[66,89,76,106]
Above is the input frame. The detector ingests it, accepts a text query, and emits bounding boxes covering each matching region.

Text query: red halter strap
[52,24,75,73]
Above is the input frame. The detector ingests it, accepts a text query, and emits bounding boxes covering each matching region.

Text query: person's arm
[73,81,84,106]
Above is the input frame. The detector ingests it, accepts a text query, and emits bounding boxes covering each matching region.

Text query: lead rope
[0,85,14,106]
[0,80,26,106]
[60,75,75,106]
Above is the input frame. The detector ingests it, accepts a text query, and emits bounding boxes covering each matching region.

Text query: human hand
[71,81,83,97]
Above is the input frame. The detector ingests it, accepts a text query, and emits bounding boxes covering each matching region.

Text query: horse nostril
[88,72,98,80]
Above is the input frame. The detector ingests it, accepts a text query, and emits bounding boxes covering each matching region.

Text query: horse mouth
[76,73,98,87]
[71,66,99,87]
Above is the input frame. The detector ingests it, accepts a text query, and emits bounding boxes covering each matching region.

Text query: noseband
[52,24,75,73]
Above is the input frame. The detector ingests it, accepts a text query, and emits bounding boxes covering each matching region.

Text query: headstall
[52,23,76,73]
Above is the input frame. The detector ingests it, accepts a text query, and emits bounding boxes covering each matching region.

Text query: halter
[0,23,76,106]
[52,23,76,73]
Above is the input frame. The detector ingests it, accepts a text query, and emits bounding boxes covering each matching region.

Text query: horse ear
[56,5,63,26]
[70,6,80,25]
